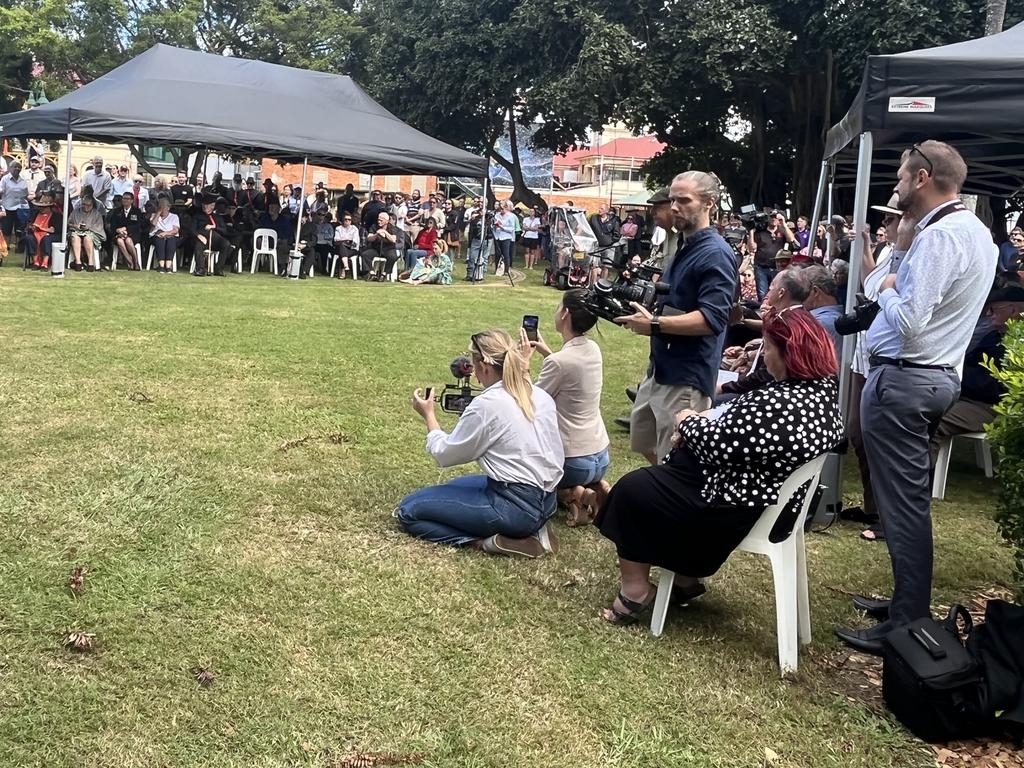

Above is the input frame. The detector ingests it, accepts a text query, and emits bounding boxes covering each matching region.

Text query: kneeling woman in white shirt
[399,329,565,557]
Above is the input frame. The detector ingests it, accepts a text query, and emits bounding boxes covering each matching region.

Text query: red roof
[554,135,665,168]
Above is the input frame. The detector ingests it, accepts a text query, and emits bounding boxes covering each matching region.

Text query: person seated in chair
[257,201,294,273]
[295,211,329,279]
[192,194,231,277]
[25,192,63,270]
[67,193,106,271]
[401,240,454,285]
[108,191,145,270]
[397,329,564,557]
[404,217,440,270]
[594,309,843,624]
[149,197,180,273]
[359,211,399,280]
[333,213,360,278]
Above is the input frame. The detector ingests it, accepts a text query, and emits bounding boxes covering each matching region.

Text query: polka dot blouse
[678,377,845,507]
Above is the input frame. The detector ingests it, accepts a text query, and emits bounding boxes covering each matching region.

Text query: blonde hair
[470,329,535,421]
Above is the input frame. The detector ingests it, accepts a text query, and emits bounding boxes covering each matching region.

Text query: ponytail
[470,329,536,421]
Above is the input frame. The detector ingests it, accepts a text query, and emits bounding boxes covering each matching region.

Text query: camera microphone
[450,356,474,380]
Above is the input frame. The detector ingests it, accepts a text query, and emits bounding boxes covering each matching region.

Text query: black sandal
[601,590,655,626]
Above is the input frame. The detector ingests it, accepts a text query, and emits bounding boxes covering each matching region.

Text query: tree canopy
[4,0,1023,210]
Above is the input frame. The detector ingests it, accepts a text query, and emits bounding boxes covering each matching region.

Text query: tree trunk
[189,149,208,183]
[491,114,547,210]
[128,144,161,178]
[984,0,1006,35]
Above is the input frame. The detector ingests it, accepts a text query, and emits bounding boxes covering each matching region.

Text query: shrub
[986,318,1024,599]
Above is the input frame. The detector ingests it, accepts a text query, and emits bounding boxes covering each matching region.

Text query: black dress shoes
[834,620,892,656]
[626,386,638,403]
[613,416,631,431]
[852,594,891,621]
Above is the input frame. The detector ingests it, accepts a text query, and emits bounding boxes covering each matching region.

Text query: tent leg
[294,157,308,251]
[62,131,73,250]
[807,161,828,256]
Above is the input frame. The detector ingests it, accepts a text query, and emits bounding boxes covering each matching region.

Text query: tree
[356,0,636,208]
[622,0,989,215]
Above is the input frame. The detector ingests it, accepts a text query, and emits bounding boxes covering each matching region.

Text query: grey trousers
[861,364,960,626]
[928,398,996,464]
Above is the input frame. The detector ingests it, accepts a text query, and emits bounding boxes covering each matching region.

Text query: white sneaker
[536,523,559,555]
[495,264,505,277]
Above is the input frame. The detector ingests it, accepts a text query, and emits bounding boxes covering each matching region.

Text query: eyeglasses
[909,143,934,176]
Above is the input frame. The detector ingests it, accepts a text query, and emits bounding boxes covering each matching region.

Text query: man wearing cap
[25,155,46,201]
[254,178,278,212]
[0,160,30,249]
[647,187,678,271]
[111,165,133,198]
[83,156,113,211]
[34,165,64,202]
[192,193,231,277]
[835,140,998,654]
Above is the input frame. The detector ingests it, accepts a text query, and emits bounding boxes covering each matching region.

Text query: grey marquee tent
[0,44,487,178]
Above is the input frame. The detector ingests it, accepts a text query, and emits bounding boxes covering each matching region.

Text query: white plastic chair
[146,244,178,272]
[188,249,218,275]
[112,243,142,271]
[331,252,358,279]
[370,256,399,282]
[932,432,993,500]
[251,228,278,275]
[650,453,828,676]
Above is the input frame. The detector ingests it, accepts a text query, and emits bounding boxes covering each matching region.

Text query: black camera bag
[965,599,1024,738]
[882,605,987,742]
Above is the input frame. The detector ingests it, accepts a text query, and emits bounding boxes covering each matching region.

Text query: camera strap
[890,200,968,272]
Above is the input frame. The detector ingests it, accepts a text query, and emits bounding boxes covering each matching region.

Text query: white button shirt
[426,382,564,491]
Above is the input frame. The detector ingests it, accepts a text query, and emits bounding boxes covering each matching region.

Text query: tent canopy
[614,189,655,206]
[0,44,487,178]
[824,21,1024,197]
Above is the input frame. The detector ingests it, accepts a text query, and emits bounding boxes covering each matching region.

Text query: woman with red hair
[595,308,844,624]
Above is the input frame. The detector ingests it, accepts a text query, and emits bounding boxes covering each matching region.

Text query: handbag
[882,605,987,742]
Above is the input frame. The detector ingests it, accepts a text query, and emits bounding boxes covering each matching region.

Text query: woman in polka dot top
[595,308,844,624]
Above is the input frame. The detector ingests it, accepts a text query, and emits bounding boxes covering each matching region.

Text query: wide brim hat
[870,193,903,216]
[32,193,56,206]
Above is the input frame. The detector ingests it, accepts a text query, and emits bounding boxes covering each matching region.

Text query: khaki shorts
[629,374,711,460]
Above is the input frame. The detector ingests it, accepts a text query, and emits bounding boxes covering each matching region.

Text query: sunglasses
[909,143,934,176]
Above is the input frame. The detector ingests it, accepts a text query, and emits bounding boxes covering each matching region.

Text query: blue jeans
[494,238,513,271]
[397,475,556,547]
[557,449,610,489]
[755,265,775,300]
[467,239,491,281]
[406,248,429,270]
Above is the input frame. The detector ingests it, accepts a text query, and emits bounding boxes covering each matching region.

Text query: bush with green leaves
[986,318,1024,598]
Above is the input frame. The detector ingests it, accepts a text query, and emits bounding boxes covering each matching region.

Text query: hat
[246,177,257,185]
[870,193,903,216]
[263,178,274,186]
[774,248,793,262]
[829,214,848,229]
[199,192,218,205]
[32,192,56,206]
[647,187,670,204]
[233,173,243,182]
[989,277,1024,303]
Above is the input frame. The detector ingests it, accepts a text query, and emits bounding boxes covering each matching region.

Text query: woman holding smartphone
[398,329,564,558]
[523,289,610,526]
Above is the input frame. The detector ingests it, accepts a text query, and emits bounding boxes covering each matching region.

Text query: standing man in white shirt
[83,156,113,211]
[111,164,134,198]
[0,161,31,250]
[25,155,46,201]
[835,140,998,655]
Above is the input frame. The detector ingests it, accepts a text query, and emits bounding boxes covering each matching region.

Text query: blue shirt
[810,304,844,363]
[653,227,737,396]
[866,200,997,366]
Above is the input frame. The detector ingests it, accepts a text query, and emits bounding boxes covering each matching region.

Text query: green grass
[0,263,1013,767]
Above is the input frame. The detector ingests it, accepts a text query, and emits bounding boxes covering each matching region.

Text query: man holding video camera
[616,171,737,465]
[834,140,998,654]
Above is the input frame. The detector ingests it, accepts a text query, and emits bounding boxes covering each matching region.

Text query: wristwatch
[650,316,662,336]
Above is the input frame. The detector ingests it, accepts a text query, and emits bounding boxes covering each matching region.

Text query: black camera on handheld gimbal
[434,356,481,414]
[580,259,671,323]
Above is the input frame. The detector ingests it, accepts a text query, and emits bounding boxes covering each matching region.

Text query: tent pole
[481,175,489,243]
[825,169,835,261]
[807,161,828,251]
[61,131,73,249]
[294,157,308,248]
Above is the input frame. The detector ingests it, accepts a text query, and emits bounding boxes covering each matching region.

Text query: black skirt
[595,448,764,577]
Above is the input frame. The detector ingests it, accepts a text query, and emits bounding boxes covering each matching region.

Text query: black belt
[869,355,953,371]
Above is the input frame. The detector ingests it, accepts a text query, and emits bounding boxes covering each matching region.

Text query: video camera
[434,356,482,414]
[580,258,671,323]
[738,203,771,232]
[834,294,881,336]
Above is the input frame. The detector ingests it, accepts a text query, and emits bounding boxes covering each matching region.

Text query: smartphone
[522,314,539,342]
[422,386,433,399]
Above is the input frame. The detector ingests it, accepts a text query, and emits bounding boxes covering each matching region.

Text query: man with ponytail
[616,170,738,464]
[397,330,565,557]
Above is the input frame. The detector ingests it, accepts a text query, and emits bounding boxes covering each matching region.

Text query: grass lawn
[0,263,1014,768]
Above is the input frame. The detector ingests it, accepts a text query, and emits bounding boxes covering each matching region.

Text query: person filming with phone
[521,291,611,527]
[396,330,564,558]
